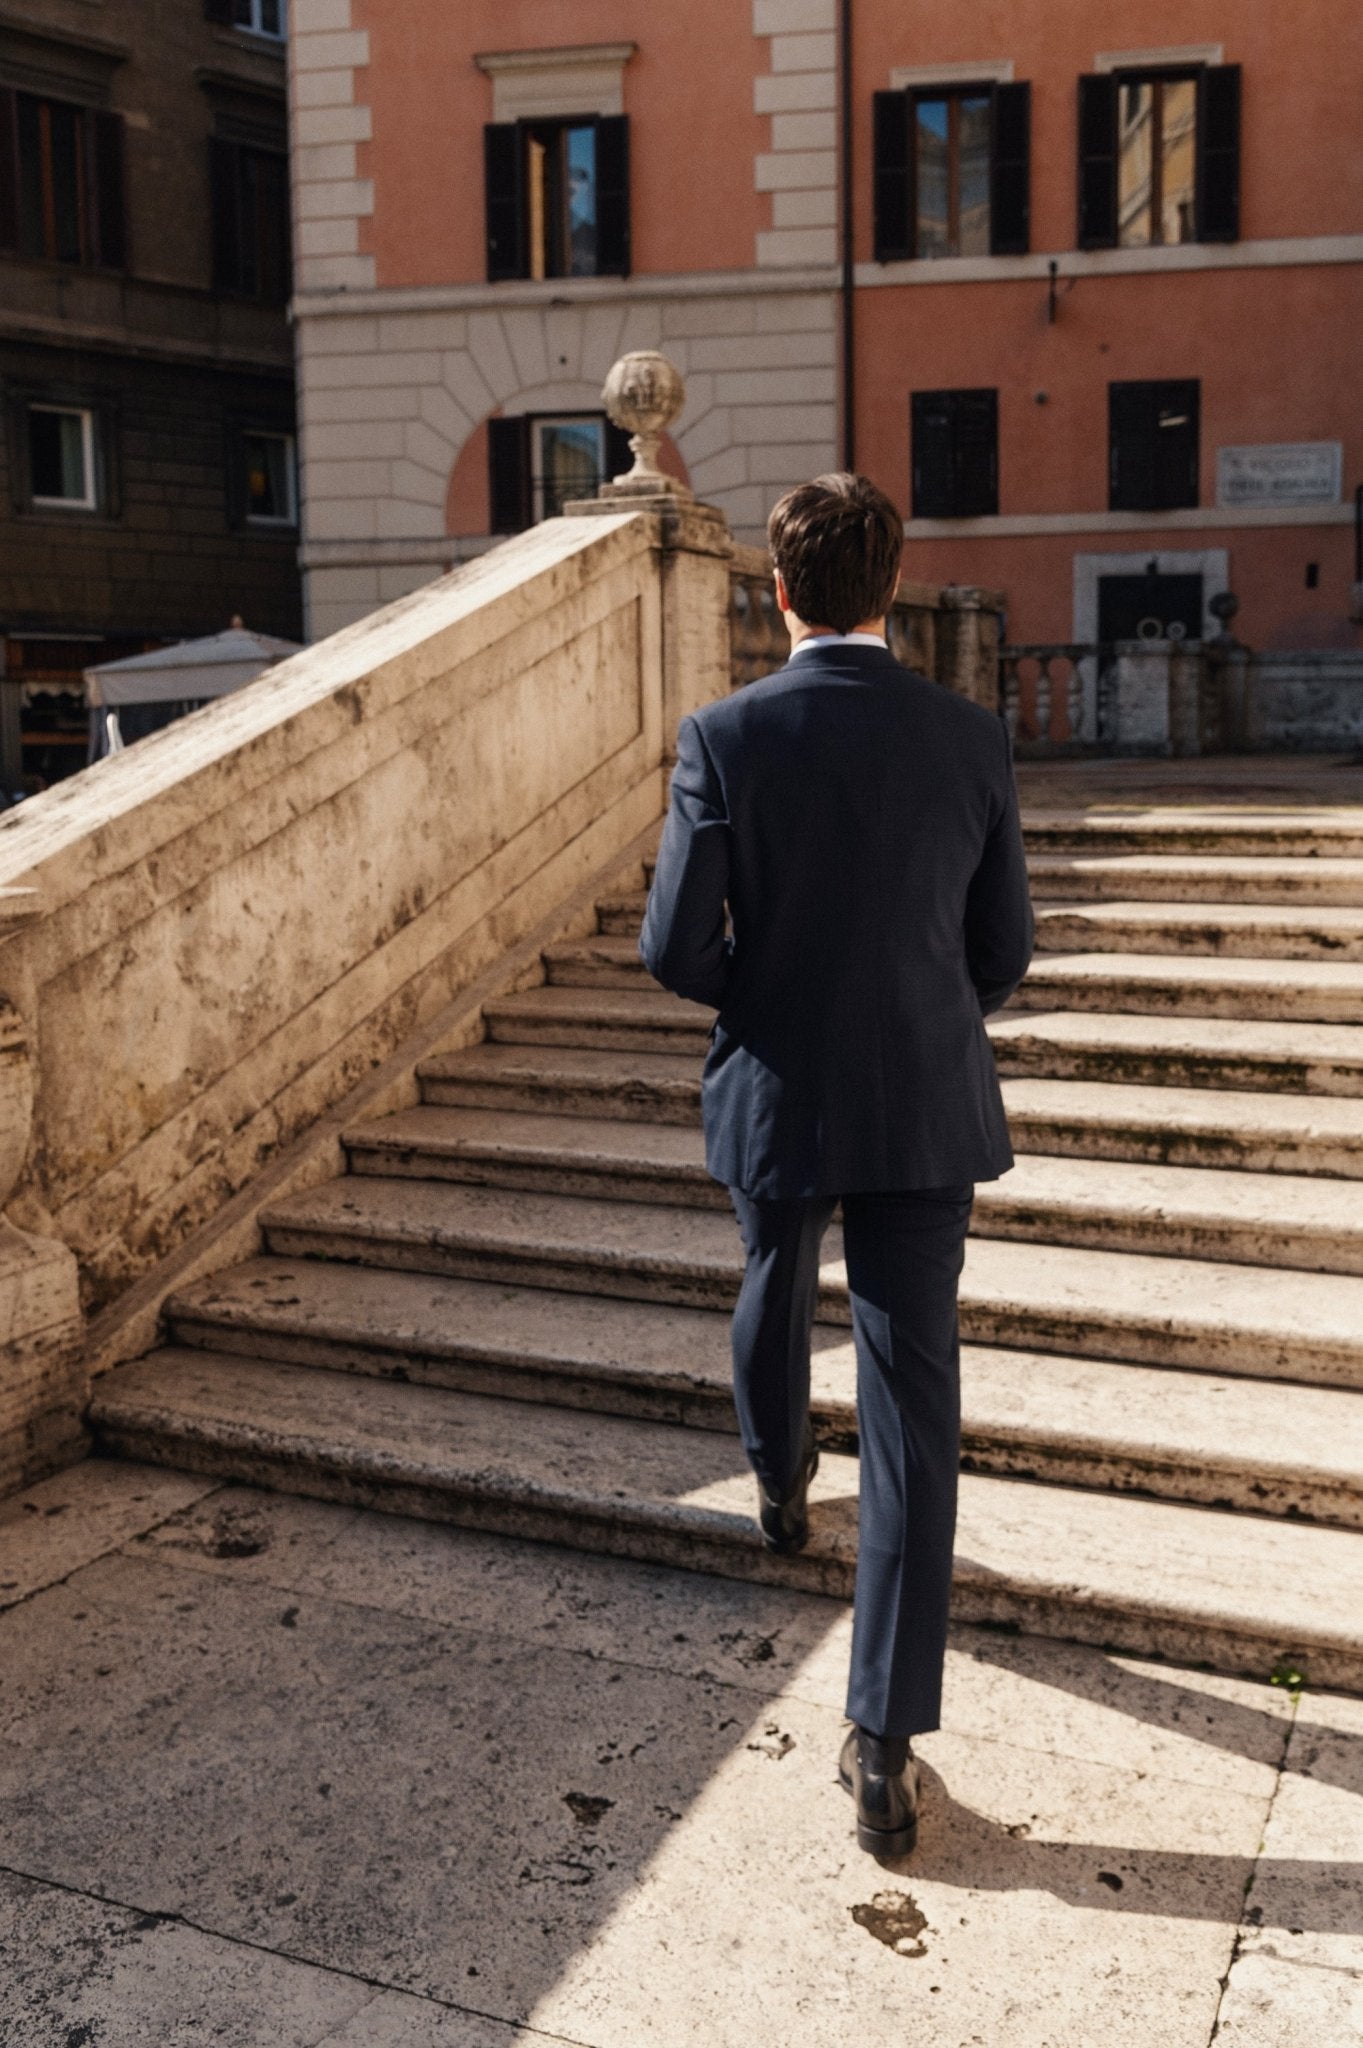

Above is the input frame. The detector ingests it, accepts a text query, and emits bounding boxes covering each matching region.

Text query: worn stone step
[89,1349,1363,1692]
[611,857,1363,935]
[545,935,654,988]
[344,1106,1363,1273]
[1034,900,1363,962]
[597,891,649,935]
[548,937,1363,1023]
[485,986,1363,1095]
[420,1041,703,1124]
[1028,853,1363,908]
[260,1177,1363,1388]
[484,983,712,1053]
[991,1010,1363,1096]
[423,1035,1363,1160]
[1013,954,1363,1025]
[1021,811,1363,859]
[165,1257,1363,1528]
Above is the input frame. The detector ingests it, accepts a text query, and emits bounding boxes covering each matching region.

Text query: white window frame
[234,0,287,43]
[242,429,297,527]
[29,404,97,511]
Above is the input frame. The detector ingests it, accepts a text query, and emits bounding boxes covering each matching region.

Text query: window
[210,137,290,300]
[488,412,632,532]
[1109,381,1200,512]
[484,116,630,282]
[911,389,998,518]
[204,0,287,37]
[27,405,97,510]
[873,83,1030,262]
[0,88,126,269]
[242,430,296,525]
[1078,66,1240,249]
[1117,74,1197,246]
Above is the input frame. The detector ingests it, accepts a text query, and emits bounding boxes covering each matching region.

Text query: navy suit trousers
[729,1183,973,1740]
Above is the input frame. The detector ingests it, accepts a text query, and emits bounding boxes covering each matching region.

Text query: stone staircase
[90,808,1363,1690]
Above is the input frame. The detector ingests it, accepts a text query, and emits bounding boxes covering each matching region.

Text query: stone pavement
[2,1460,1360,2048]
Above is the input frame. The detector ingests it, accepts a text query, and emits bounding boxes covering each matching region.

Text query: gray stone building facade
[0,0,302,794]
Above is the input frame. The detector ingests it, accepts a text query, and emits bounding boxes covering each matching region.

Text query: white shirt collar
[786,631,889,661]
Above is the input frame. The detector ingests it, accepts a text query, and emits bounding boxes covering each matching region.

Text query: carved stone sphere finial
[600,350,690,497]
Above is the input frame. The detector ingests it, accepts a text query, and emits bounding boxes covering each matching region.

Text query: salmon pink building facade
[287,0,1363,657]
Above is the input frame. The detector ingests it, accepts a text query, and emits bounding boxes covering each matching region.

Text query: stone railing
[728,543,1003,707]
[1005,639,1363,757]
[0,506,733,1491]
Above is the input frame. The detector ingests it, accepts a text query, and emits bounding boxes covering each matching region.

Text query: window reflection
[1119,74,1197,247]
[534,418,604,521]
[526,123,599,281]
[915,92,991,258]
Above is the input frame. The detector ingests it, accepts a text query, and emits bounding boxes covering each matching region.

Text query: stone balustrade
[0,506,736,1491]
[727,541,1003,705]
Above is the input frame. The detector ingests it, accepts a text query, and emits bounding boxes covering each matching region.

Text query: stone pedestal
[564,349,735,749]
[0,895,85,1496]
[1109,641,1208,756]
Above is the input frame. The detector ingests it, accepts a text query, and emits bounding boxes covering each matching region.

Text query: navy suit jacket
[639,640,1034,1197]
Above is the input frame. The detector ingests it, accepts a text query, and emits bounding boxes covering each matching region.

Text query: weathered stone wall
[0,510,702,1487]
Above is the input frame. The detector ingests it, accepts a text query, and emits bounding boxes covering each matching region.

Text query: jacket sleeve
[964,717,1034,1016]
[639,713,733,1009]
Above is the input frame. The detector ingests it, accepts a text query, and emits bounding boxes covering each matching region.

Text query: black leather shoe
[838,1724,919,1858]
[756,1429,818,1554]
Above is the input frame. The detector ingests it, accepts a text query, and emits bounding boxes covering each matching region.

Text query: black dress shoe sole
[855,1816,918,1859]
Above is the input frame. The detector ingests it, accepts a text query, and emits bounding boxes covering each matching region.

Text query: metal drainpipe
[839,0,855,470]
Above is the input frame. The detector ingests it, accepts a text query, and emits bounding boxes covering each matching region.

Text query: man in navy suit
[640,474,1033,1859]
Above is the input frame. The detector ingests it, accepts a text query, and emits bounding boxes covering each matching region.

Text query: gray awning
[84,627,304,707]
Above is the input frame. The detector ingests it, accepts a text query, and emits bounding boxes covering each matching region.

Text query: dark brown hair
[767,473,904,635]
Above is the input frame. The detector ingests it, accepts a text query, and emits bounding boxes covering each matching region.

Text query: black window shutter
[488,414,532,532]
[1110,381,1198,511]
[210,136,241,289]
[605,418,632,483]
[1196,63,1241,242]
[872,90,912,262]
[1077,72,1118,248]
[953,389,999,514]
[90,111,127,269]
[1109,384,1156,510]
[258,148,291,301]
[0,87,17,252]
[484,122,524,282]
[594,115,630,277]
[913,389,997,517]
[990,81,1030,254]
[912,392,955,517]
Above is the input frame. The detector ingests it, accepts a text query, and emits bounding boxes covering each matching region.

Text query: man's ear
[774,568,791,614]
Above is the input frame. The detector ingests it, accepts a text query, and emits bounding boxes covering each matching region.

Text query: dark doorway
[1098,571,1204,644]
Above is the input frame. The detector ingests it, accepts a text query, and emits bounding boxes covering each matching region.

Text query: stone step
[548,936,1363,1022]
[484,983,712,1054]
[165,1257,1363,1528]
[419,1041,1363,1174]
[421,1041,703,1124]
[1034,900,1363,962]
[1021,811,1363,859]
[608,856,1363,935]
[344,1106,1363,1273]
[991,1009,1363,1096]
[260,1177,1363,1389]
[88,1348,1363,1692]
[1027,853,1363,908]
[486,984,1363,1095]
[1013,953,1363,1025]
